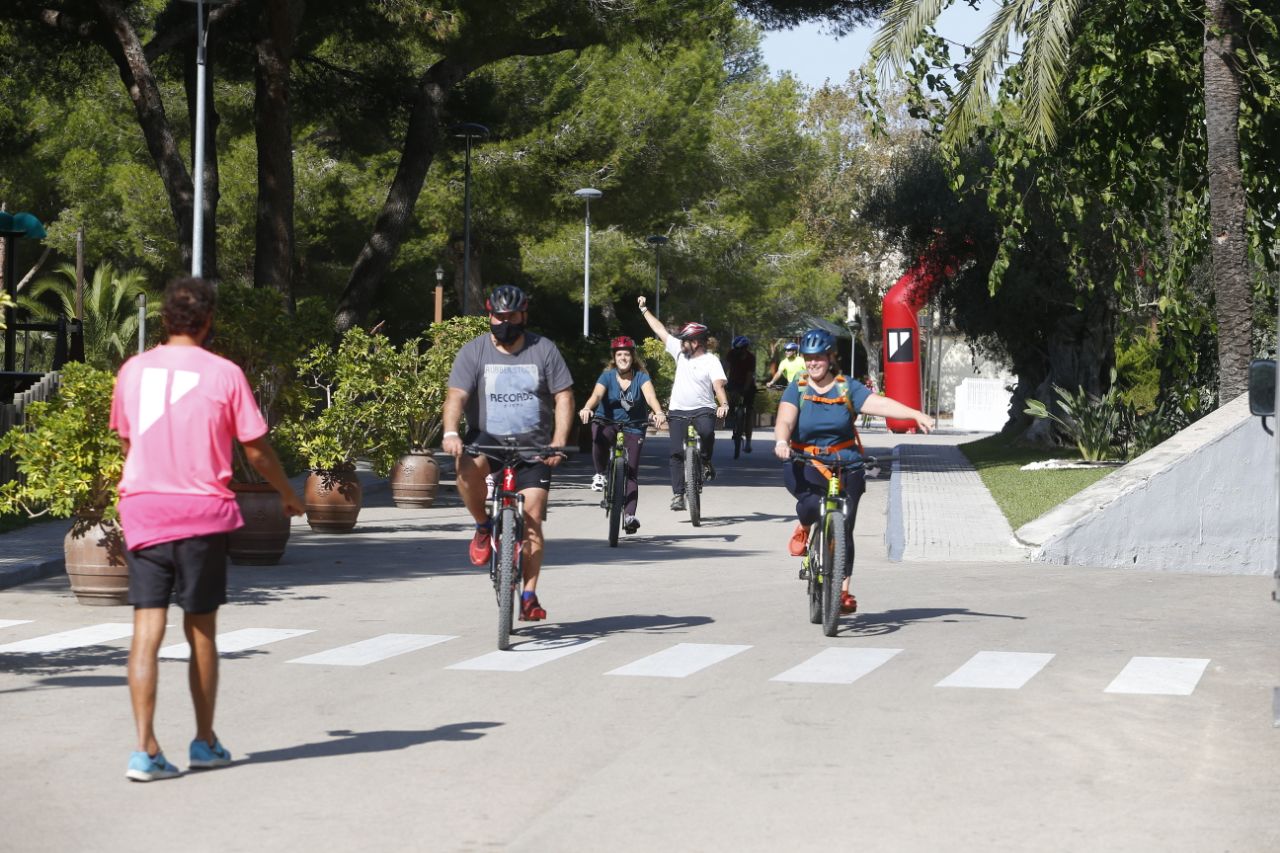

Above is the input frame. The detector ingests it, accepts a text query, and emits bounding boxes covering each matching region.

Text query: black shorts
[126,533,229,614]
[464,430,553,492]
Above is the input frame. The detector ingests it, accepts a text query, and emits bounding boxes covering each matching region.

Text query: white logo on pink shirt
[138,367,201,435]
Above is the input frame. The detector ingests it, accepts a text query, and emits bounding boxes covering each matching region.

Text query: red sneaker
[840,592,858,614]
[519,593,547,622]
[788,523,808,557]
[468,525,492,566]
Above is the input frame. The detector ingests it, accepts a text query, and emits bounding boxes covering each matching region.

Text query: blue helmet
[731,335,750,349]
[798,329,835,355]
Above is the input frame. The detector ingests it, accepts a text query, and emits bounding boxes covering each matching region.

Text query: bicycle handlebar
[787,450,878,469]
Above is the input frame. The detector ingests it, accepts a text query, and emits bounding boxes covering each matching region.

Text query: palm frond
[871,0,950,72]
[1020,0,1082,146]
[943,0,1038,143]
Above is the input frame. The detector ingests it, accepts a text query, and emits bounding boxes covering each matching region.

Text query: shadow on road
[0,647,128,682]
[839,607,1026,637]
[515,613,714,644]
[244,721,503,765]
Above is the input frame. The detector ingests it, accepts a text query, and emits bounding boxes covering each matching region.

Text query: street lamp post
[179,0,231,278]
[574,188,603,337]
[434,265,445,324]
[448,123,489,314]
[646,235,668,319]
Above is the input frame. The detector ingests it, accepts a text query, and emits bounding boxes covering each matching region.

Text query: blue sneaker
[188,737,232,769]
[126,751,181,782]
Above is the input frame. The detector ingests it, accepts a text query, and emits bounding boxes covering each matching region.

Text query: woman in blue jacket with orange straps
[772,329,934,614]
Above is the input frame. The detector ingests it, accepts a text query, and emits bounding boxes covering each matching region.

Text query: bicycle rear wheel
[684,450,701,527]
[821,509,847,637]
[731,407,743,459]
[495,506,519,650]
[607,455,625,547]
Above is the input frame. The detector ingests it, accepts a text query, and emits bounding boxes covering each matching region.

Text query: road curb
[0,556,65,591]
[885,446,904,562]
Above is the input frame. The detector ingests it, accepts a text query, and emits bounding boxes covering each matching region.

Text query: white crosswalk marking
[159,628,314,660]
[1104,657,1210,696]
[606,643,751,678]
[447,638,604,672]
[0,619,34,631]
[287,633,457,666]
[771,647,903,684]
[0,623,133,653]
[937,651,1055,689]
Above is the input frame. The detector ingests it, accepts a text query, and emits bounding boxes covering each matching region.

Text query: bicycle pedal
[599,499,607,509]
[798,565,809,580]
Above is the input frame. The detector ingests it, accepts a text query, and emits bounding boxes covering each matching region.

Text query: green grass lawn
[958,434,1115,531]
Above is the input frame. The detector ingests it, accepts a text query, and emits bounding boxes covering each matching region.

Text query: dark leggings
[728,385,756,445]
[592,423,645,516]
[667,409,715,495]
[784,461,866,563]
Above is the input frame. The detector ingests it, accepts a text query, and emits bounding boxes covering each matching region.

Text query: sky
[757,2,999,91]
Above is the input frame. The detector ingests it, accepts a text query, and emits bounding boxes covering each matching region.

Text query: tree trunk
[183,40,220,280]
[94,0,195,271]
[253,0,301,309]
[1204,0,1251,404]
[333,60,467,334]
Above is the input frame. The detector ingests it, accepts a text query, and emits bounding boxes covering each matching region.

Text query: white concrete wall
[928,333,1015,415]
[1016,394,1277,574]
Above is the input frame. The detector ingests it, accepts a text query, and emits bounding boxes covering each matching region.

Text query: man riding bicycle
[767,341,805,387]
[443,284,574,622]
[773,328,934,614]
[577,336,667,534]
[637,295,729,511]
[722,335,758,454]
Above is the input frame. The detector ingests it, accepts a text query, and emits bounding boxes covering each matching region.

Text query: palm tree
[22,263,160,370]
[871,0,1253,403]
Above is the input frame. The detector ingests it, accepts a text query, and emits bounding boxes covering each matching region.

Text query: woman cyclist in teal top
[773,328,934,614]
[578,336,667,534]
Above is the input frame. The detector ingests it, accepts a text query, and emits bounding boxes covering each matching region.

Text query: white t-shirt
[665,336,726,411]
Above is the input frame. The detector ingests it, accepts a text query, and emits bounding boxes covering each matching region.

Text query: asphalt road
[2,434,1277,852]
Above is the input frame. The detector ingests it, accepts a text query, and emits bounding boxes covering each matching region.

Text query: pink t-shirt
[110,344,268,551]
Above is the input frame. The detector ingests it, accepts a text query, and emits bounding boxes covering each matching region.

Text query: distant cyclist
[637,295,729,511]
[767,341,805,387]
[722,335,758,453]
[773,328,934,614]
[443,284,574,622]
[577,336,667,534]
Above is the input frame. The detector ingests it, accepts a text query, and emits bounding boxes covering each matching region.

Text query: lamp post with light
[448,122,489,314]
[646,234,668,319]
[573,188,603,337]
[179,0,231,277]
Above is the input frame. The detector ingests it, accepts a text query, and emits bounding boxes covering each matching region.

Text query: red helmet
[677,322,709,340]
[610,335,636,351]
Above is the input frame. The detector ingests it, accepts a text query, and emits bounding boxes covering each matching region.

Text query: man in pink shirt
[110,277,304,782]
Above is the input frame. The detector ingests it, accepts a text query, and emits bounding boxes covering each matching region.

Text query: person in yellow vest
[772,329,933,615]
[767,341,805,386]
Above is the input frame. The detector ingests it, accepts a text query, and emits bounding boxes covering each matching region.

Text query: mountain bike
[591,416,630,547]
[728,388,753,459]
[679,419,704,527]
[464,438,570,650]
[789,450,874,637]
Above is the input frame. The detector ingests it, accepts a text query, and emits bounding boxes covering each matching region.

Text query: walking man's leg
[185,611,219,746]
[128,607,168,757]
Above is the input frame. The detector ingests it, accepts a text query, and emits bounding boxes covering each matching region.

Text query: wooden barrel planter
[64,521,129,606]
[304,469,362,532]
[389,452,441,508]
[228,482,291,565]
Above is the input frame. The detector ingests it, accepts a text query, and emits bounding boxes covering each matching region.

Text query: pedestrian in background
[111,277,304,782]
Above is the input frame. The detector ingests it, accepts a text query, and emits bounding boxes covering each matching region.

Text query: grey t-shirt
[447,331,574,446]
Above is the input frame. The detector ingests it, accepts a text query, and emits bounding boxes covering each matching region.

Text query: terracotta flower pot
[389,451,441,508]
[228,482,291,565]
[63,520,129,606]
[303,469,362,532]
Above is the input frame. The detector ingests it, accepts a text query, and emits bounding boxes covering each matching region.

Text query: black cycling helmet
[486,284,529,313]
[798,329,835,355]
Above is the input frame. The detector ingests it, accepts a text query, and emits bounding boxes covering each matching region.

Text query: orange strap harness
[787,373,864,481]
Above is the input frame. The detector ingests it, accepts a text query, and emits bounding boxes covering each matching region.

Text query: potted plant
[386,316,489,508]
[207,286,327,563]
[0,362,127,605]
[278,326,405,532]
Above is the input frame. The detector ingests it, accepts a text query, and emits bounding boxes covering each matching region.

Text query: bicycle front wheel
[684,450,701,527]
[495,506,519,650]
[821,509,847,637]
[607,455,625,547]
[807,525,822,624]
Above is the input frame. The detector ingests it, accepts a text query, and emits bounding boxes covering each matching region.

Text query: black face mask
[492,321,524,344]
